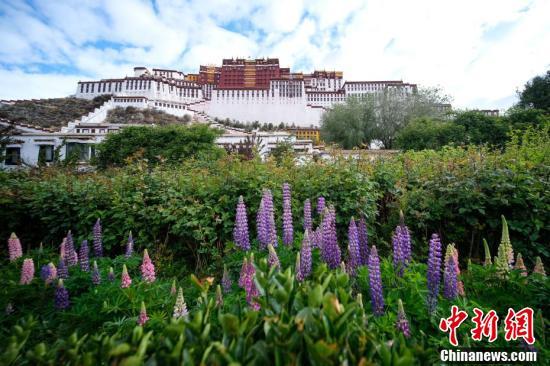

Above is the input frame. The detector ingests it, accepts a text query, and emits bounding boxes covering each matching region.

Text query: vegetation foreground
[0,128,549,365]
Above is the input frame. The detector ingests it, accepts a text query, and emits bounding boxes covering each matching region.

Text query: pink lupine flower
[137,301,149,326]
[20,258,34,285]
[121,264,132,288]
[8,233,23,262]
[141,249,156,283]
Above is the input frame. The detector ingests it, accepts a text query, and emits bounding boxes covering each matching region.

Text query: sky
[0,0,549,110]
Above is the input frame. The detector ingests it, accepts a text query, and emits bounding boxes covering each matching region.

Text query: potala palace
[1,57,417,168]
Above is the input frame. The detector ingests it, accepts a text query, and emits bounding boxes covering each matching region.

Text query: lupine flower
[321,207,340,269]
[65,231,78,266]
[515,254,527,276]
[41,262,57,285]
[58,256,69,279]
[368,246,385,316]
[533,256,546,277]
[295,252,302,281]
[137,301,149,326]
[316,196,325,216]
[20,258,34,285]
[396,299,411,338]
[444,244,465,296]
[398,211,412,264]
[267,244,280,268]
[483,239,492,266]
[108,267,115,281]
[240,254,260,310]
[140,249,156,283]
[282,183,293,246]
[79,240,90,272]
[7,233,23,262]
[303,199,312,233]
[125,231,134,258]
[357,216,369,266]
[311,226,322,249]
[55,279,70,310]
[443,255,458,300]
[91,261,101,285]
[222,265,232,293]
[257,189,277,249]
[60,238,66,259]
[392,227,405,276]
[171,279,177,295]
[216,284,224,308]
[233,196,251,250]
[93,218,103,257]
[121,264,132,288]
[427,234,442,313]
[173,287,188,319]
[297,230,312,281]
[347,218,361,276]
[496,216,514,274]
[238,258,249,288]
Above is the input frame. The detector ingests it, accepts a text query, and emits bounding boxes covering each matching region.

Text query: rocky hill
[0,95,112,129]
[106,106,192,125]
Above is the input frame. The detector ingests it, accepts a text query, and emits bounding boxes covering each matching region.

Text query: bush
[94,124,225,168]
[395,118,465,150]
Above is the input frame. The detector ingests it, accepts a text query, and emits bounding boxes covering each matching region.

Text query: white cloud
[0,0,548,109]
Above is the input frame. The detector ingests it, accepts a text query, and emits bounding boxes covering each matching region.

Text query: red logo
[471,308,499,342]
[439,305,469,346]
[504,307,535,345]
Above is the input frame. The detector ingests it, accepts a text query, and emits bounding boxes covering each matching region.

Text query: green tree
[518,70,550,111]
[453,111,509,147]
[320,87,451,149]
[395,117,465,150]
[95,124,224,168]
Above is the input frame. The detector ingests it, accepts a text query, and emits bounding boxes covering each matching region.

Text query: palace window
[38,145,54,162]
[4,147,21,165]
[66,143,90,161]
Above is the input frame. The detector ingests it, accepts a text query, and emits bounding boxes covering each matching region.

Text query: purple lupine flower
[238,257,249,288]
[108,267,115,281]
[282,183,293,246]
[41,263,57,285]
[297,230,312,281]
[445,244,465,296]
[93,218,103,257]
[357,216,369,266]
[398,211,412,264]
[65,231,78,266]
[240,254,260,310]
[316,196,325,216]
[392,227,405,276]
[91,261,101,285]
[20,258,34,285]
[121,264,132,288]
[303,199,312,233]
[234,196,251,250]
[137,301,149,326]
[427,234,442,313]
[347,218,361,276]
[57,256,68,279]
[125,231,134,258]
[257,189,276,249]
[310,226,321,249]
[321,207,340,269]
[368,245,385,316]
[79,240,90,272]
[396,299,410,338]
[222,265,232,293]
[267,244,280,268]
[7,233,23,262]
[141,249,156,283]
[55,279,70,310]
[443,255,458,300]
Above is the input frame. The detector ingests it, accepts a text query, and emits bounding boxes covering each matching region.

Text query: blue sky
[1,0,549,109]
